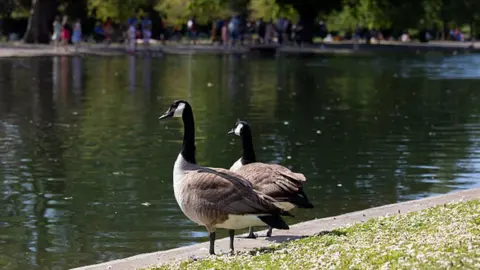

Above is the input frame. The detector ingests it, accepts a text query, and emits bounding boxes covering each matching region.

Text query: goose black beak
[159,109,174,120]
[227,129,235,135]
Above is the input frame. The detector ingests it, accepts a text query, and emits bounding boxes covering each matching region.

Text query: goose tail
[290,190,314,209]
[258,214,289,230]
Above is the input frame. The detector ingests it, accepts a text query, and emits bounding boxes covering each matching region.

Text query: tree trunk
[471,20,476,42]
[441,19,447,40]
[23,0,57,44]
[64,0,88,22]
[228,0,249,15]
[299,13,315,44]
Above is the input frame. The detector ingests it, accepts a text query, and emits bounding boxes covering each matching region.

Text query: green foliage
[275,0,342,17]
[156,0,230,25]
[323,0,480,35]
[249,0,297,21]
[1,0,30,18]
[422,0,443,27]
[155,0,297,24]
[324,0,390,32]
[154,0,186,24]
[227,0,250,14]
[186,0,230,22]
[10,7,30,19]
[6,0,480,39]
[87,0,147,22]
[449,0,480,24]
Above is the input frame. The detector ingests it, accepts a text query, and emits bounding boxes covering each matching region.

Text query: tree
[14,0,478,44]
[61,0,88,22]
[275,0,342,43]
[0,0,17,17]
[325,0,391,33]
[23,0,58,43]
[22,0,148,43]
[87,0,146,22]
[449,0,480,41]
[156,0,229,25]
[249,0,297,21]
[227,0,249,14]
[324,0,461,39]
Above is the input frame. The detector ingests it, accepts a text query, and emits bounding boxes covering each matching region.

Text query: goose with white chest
[158,100,292,255]
[228,120,314,238]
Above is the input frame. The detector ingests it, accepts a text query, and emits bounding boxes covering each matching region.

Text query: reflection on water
[143,56,152,93]
[72,56,83,97]
[392,54,480,79]
[0,54,480,269]
[128,55,135,92]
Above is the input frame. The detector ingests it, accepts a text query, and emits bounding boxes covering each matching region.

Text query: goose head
[228,120,250,136]
[159,100,190,120]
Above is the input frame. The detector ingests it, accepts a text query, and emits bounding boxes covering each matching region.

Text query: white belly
[172,154,190,215]
[173,176,185,212]
[229,158,243,172]
[216,214,267,230]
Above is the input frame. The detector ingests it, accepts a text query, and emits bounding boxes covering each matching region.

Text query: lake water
[0,53,479,269]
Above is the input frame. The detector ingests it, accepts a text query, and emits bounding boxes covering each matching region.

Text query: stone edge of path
[1,41,479,58]
[71,188,480,270]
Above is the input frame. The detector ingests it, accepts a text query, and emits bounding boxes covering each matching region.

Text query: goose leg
[228,230,235,254]
[246,226,257,239]
[209,232,216,255]
[266,227,273,237]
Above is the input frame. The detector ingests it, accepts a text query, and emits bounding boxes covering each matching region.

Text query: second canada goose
[228,120,314,238]
[158,100,292,255]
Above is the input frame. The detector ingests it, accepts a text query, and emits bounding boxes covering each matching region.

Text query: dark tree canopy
[276,0,341,16]
[0,0,477,43]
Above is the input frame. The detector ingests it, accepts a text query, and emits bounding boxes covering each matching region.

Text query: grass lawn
[153,199,480,270]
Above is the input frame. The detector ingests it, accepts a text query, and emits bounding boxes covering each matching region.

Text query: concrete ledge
[71,188,480,270]
[1,41,479,58]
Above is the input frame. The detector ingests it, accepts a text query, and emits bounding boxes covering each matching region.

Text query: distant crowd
[42,14,325,52]
[208,16,314,46]
[0,13,471,51]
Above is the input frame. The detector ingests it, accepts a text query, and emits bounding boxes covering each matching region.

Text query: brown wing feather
[265,164,307,182]
[181,167,286,216]
[233,163,307,199]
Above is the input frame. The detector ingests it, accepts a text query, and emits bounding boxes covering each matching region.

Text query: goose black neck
[181,105,196,164]
[240,126,256,165]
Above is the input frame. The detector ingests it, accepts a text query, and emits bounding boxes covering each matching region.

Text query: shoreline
[1,41,479,58]
[71,188,480,270]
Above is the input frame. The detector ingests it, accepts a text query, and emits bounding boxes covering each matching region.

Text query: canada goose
[158,100,292,255]
[228,120,314,238]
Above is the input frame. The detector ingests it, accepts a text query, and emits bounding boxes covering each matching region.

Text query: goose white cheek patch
[234,124,244,136]
[174,103,186,117]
